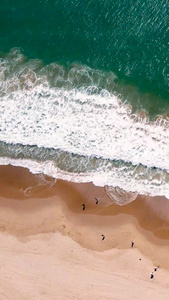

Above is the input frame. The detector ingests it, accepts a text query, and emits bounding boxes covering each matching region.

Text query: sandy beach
[0,165,169,299]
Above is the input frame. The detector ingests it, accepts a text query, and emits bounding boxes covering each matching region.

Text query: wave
[0,49,169,203]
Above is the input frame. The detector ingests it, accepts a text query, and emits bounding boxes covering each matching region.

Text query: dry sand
[0,165,169,299]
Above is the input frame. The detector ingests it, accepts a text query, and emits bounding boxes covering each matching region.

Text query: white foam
[106,186,138,206]
[1,49,169,202]
[0,84,169,170]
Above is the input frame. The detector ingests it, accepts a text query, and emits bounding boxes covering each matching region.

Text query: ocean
[0,0,169,203]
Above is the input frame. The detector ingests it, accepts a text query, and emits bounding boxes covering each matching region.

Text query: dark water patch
[0,141,168,178]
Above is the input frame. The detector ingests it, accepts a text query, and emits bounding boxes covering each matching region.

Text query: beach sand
[0,165,169,299]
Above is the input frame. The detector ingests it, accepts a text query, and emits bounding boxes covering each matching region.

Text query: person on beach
[101,234,105,241]
[150,272,154,279]
[154,267,157,272]
[131,241,134,248]
[82,203,85,211]
[95,197,98,204]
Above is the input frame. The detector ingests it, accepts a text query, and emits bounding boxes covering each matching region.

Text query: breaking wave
[0,49,169,204]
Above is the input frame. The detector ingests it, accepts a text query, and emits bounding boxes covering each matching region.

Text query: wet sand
[0,165,169,299]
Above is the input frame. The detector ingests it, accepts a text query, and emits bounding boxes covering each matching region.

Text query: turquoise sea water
[1,0,169,105]
[0,0,169,202]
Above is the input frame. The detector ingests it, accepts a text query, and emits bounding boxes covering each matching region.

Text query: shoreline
[0,156,169,201]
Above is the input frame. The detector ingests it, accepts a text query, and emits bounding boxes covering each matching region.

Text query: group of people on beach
[82,198,158,279]
[131,241,158,279]
[82,197,98,211]
[150,267,157,279]
[82,197,106,240]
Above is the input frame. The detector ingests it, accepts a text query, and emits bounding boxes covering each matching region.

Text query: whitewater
[0,49,169,202]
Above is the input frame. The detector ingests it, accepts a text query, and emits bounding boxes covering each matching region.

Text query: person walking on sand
[82,203,85,211]
[154,267,157,272]
[131,241,134,248]
[150,272,154,279]
[101,234,105,241]
[95,197,98,204]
